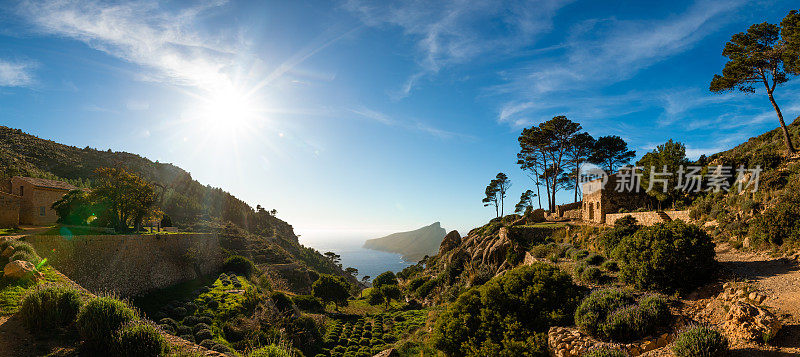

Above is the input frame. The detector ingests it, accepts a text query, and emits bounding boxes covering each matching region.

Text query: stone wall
[0,192,20,228]
[22,233,225,297]
[604,210,691,226]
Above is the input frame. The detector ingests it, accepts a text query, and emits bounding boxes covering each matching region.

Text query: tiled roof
[14,176,78,191]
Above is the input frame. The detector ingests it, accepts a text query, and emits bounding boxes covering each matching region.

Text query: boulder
[723,302,782,342]
[439,230,462,255]
[1,246,14,258]
[373,348,399,357]
[3,260,40,280]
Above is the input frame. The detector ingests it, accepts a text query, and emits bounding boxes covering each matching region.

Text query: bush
[613,221,715,293]
[193,322,211,334]
[271,291,295,312]
[432,263,582,356]
[672,325,728,357]
[598,216,641,253]
[415,279,437,298]
[195,329,213,342]
[249,345,291,357]
[20,285,82,332]
[223,255,256,277]
[585,253,605,266]
[76,296,137,350]
[115,321,167,357]
[580,267,603,284]
[575,289,635,336]
[583,347,627,357]
[292,295,324,313]
[9,250,40,265]
[601,261,619,272]
[576,289,671,342]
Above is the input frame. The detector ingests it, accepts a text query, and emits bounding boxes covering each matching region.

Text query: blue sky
[0,0,799,237]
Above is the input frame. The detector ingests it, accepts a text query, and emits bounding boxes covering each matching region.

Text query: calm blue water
[297,229,414,282]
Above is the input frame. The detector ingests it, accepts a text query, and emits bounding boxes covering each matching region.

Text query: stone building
[582,174,649,224]
[0,176,78,227]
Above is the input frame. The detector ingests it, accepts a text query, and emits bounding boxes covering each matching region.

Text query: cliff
[363,222,447,262]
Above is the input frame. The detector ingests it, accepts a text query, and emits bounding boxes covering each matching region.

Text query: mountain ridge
[363,221,447,262]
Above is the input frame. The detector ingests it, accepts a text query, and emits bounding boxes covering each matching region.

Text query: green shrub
[575,288,635,336]
[569,249,589,260]
[271,291,295,312]
[20,284,82,332]
[415,279,437,298]
[249,345,291,357]
[613,221,715,293]
[76,296,137,350]
[576,289,671,342]
[672,325,728,357]
[223,255,256,277]
[408,276,429,292]
[580,267,603,284]
[585,253,605,266]
[598,216,641,253]
[195,329,213,342]
[583,347,627,357]
[292,294,324,313]
[193,322,211,334]
[432,263,582,356]
[9,250,40,265]
[115,321,167,357]
[601,261,619,272]
[749,185,800,246]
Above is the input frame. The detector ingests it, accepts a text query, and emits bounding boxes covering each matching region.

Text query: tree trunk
[536,184,542,209]
[574,166,580,202]
[767,91,796,154]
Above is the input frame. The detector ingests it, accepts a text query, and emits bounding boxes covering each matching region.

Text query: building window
[40,206,46,216]
[20,186,24,196]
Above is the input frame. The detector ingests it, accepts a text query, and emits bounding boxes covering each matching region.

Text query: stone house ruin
[0,176,78,227]
[581,174,650,224]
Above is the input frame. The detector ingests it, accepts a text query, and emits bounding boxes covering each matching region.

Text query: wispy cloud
[345,0,573,97]
[494,0,747,125]
[17,0,238,91]
[0,60,35,87]
[350,106,474,140]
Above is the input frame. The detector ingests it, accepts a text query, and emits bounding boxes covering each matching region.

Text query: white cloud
[0,60,35,87]
[350,106,474,140]
[345,0,573,96]
[17,0,238,91]
[494,0,747,125]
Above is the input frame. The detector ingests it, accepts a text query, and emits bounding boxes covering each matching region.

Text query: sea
[297,229,414,282]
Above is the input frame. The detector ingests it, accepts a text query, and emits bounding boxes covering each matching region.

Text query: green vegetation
[223,255,256,278]
[575,289,671,342]
[482,172,511,217]
[312,274,350,310]
[249,344,291,357]
[672,325,729,357]
[431,263,582,356]
[19,284,82,333]
[77,296,138,351]
[116,321,168,357]
[613,220,716,293]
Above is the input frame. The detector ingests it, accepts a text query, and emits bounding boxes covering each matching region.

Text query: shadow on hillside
[772,324,800,349]
[719,258,799,281]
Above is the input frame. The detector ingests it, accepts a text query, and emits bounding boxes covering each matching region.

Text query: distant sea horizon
[297,229,414,282]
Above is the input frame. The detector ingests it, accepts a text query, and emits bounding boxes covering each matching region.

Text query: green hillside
[0,126,350,281]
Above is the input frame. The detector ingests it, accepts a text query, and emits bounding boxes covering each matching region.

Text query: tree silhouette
[514,190,536,214]
[588,136,636,173]
[710,12,800,154]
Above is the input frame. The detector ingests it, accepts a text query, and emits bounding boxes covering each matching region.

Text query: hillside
[0,126,352,285]
[363,222,446,262]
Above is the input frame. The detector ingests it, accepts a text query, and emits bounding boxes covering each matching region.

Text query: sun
[191,86,259,138]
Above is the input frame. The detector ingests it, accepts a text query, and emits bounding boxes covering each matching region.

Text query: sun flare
[189,86,260,139]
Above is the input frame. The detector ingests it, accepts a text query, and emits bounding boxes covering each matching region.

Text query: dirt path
[703,243,800,356]
[715,243,800,321]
